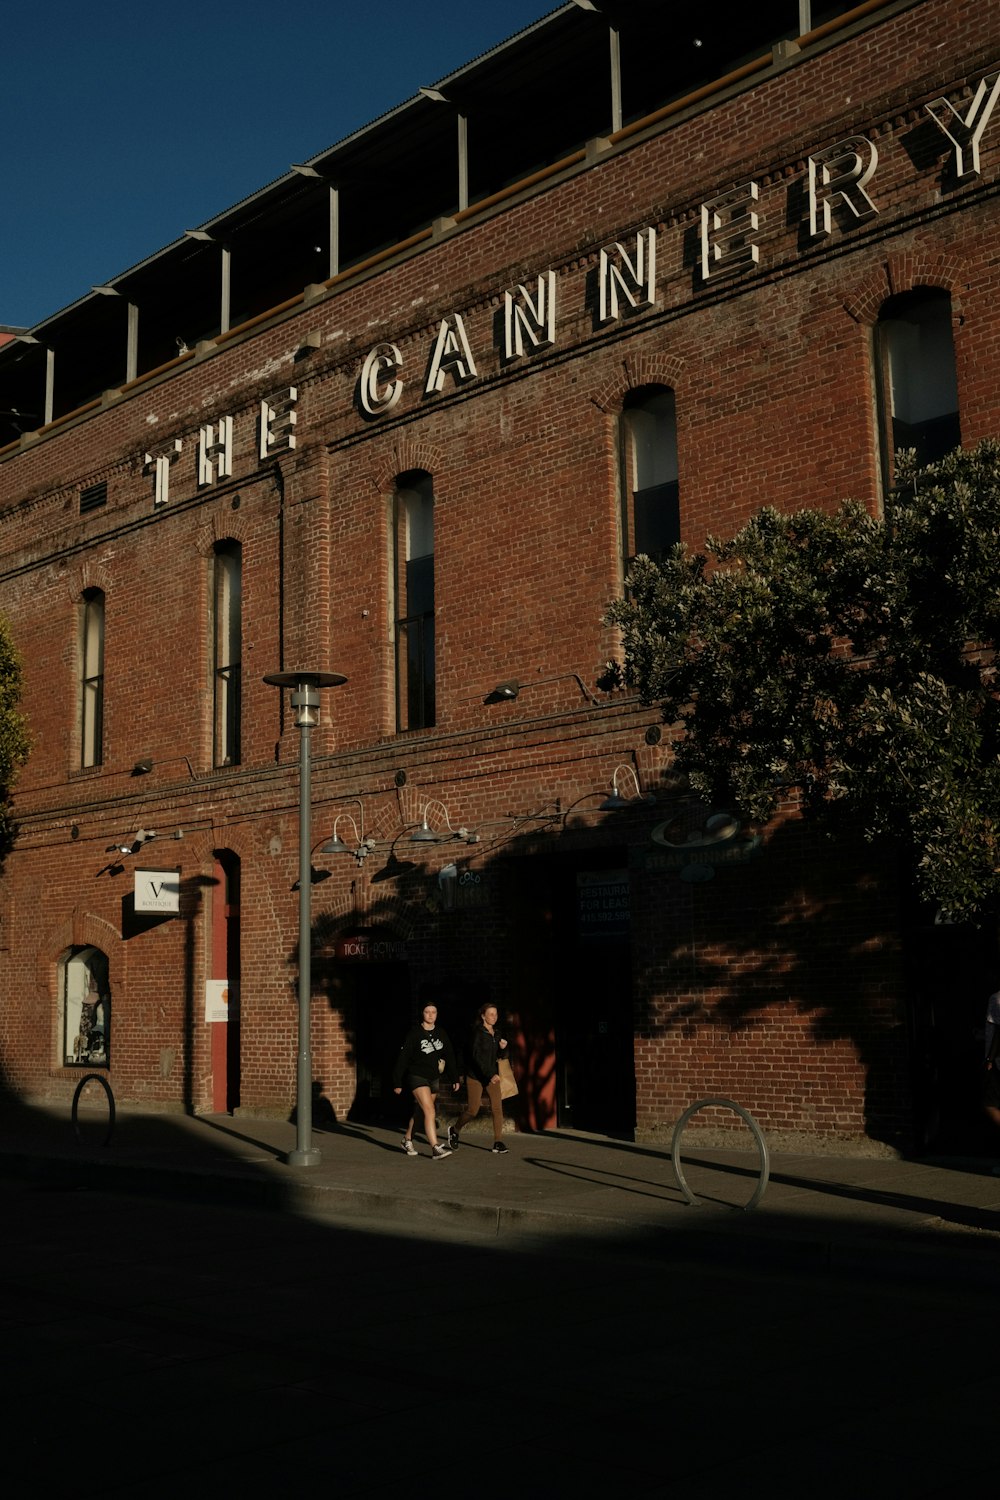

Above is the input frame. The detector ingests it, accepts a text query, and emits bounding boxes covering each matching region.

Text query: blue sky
[1,0,555,330]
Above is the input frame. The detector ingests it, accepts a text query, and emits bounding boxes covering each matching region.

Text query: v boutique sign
[134,869,180,914]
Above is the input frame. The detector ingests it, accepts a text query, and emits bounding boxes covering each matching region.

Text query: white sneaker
[401,1138,418,1157]
[432,1143,452,1160]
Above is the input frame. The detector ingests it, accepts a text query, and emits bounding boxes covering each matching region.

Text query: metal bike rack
[671,1096,769,1213]
[71,1072,116,1147]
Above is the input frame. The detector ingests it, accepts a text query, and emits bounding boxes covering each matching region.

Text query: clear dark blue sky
[1,0,555,330]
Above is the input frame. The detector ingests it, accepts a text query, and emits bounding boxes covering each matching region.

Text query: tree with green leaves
[606,440,1000,922]
[0,614,30,861]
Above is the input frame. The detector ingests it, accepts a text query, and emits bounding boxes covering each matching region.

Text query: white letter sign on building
[925,71,1000,180]
[808,137,879,237]
[360,342,404,414]
[701,183,760,280]
[144,439,183,506]
[503,272,557,358]
[599,231,656,322]
[259,387,298,459]
[134,869,180,914]
[198,416,234,486]
[425,314,478,393]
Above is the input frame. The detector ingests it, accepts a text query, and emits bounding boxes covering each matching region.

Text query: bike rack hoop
[71,1072,116,1148]
[670,1096,769,1212]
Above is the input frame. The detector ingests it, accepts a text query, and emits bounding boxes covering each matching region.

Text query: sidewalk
[3,1094,999,1280]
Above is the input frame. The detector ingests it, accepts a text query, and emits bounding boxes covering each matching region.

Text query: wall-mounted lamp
[484,672,598,706]
[320,814,376,865]
[410,798,454,842]
[105,827,158,857]
[600,764,654,811]
[485,681,520,703]
[131,758,153,776]
[409,798,478,844]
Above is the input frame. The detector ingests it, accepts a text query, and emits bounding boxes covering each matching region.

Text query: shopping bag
[498,1057,518,1099]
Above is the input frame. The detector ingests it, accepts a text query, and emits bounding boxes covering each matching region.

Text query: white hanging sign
[134,868,180,913]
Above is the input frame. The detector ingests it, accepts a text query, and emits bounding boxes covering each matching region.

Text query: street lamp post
[263,669,347,1166]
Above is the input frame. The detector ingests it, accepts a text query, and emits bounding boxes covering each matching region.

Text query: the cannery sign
[141,72,999,503]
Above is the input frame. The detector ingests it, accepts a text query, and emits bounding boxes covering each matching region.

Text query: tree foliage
[606,440,1000,920]
[0,613,30,860]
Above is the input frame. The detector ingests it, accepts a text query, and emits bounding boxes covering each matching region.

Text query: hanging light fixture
[320,813,375,864]
[600,764,652,811]
[409,798,466,842]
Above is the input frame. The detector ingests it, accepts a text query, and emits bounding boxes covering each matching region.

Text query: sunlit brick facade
[0,1,995,1150]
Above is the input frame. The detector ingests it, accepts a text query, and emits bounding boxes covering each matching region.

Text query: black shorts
[404,1073,436,1093]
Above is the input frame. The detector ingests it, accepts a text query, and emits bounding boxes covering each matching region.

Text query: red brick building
[0,0,996,1150]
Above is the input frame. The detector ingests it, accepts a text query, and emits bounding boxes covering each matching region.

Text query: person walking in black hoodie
[393,1002,459,1159]
[448,1002,509,1154]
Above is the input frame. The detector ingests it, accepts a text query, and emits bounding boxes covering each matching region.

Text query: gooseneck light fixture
[321,813,376,865]
[410,798,455,843]
[600,764,653,811]
[263,669,347,1168]
[409,799,479,844]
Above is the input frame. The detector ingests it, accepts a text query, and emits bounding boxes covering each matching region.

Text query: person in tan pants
[449,1003,509,1154]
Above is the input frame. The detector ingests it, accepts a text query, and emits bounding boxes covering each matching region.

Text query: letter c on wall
[360,343,404,416]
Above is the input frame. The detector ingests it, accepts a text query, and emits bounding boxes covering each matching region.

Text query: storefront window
[62,946,111,1067]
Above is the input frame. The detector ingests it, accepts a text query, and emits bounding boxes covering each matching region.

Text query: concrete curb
[3,1139,999,1288]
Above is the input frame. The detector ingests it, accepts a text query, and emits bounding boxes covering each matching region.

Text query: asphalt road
[3,1175,990,1497]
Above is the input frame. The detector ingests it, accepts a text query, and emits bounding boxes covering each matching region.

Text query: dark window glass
[876,290,960,485]
[81,589,104,768]
[394,473,435,731]
[213,543,242,765]
[622,387,680,564]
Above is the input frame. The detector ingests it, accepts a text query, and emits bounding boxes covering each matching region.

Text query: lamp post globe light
[263,669,347,1166]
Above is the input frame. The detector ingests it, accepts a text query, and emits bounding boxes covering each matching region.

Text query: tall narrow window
[876,290,960,487]
[62,945,111,1066]
[213,542,242,766]
[394,472,435,731]
[621,387,679,565]
[81,589,105,768]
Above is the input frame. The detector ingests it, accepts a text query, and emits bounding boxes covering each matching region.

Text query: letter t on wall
[143,439,183,507]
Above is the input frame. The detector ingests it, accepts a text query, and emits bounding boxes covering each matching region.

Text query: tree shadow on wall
[624,808,989,1154]
[283,797,957,1153]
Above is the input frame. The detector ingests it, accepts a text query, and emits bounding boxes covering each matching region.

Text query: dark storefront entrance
[904,915,998,1153]
[319,930,411,1125]
[505,852,636,1137]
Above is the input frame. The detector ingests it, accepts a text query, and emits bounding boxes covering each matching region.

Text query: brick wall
[0,1,993,1146]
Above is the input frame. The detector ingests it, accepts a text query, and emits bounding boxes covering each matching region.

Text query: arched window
[393,472,435,731]
[81,589,105,768]
[875,290,960,486]
[213,541,242,765]
[621,387,679,565]
[62,945,111,1067]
